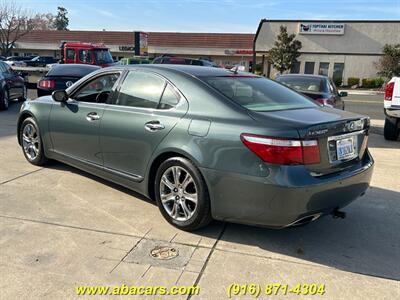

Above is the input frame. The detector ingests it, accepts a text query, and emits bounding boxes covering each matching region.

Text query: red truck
[59,42,116,67]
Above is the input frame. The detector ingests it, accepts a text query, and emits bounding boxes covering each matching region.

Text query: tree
[375,44,400,78]
[267,26,302,74]
[0,1,39,56]
[53,7,69,31]
[31,13,56,30]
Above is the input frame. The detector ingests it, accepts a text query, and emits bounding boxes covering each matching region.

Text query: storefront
[254,20,400,84]
[11,30,255,70]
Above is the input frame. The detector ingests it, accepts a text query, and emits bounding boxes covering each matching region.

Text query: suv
[152,56,217,67]
[384,77,400,140]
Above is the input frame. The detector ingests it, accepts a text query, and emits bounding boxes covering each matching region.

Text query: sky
[12,0,400,33]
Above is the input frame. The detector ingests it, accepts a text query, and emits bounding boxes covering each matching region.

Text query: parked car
[37,64,100,97]
[18,65,373,231]
[0,56,6,61]
[25,56,58,67]
[0,61,26,110]
[383,77,400,140]
[119,57,150,65]
[276,74,347,110]
[153,56,218,67]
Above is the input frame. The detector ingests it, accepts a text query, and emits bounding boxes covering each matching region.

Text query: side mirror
[52,90,68,102]
[339,91,348,97]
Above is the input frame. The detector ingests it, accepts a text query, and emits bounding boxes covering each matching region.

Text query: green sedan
[17,65,374,231]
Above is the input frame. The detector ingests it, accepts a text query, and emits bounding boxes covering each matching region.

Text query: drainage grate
[150,246,179,260]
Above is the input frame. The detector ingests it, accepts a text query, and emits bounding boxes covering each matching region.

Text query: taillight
[384,82,394,101]
[240,134,320,165]
[38,79,55,89]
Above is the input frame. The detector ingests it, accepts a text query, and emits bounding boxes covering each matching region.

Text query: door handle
[86,112,100,121]
[145,121,165,131]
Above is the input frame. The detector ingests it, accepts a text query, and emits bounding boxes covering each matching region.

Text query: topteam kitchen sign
[299,23,345,35]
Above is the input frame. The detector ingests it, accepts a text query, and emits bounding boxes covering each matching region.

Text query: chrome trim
[327,129,366,142]
[285,213,322,227]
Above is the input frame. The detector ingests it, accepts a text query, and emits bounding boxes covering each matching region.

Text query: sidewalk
[340,89,384,96]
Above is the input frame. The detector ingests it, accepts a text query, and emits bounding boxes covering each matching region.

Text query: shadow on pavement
[45,160,400,281]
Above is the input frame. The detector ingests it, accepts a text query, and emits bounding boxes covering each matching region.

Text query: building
[254,20,400,84]
[11,30,255,70]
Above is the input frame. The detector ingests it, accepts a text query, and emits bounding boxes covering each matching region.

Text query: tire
[18,85,27,102]
[155,157,212,231]
[383,117,399,141]
[20,117,48,166]
[0,88,9,111]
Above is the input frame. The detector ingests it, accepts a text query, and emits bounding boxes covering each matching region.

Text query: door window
[66,49,75,60]
[79,50,92,63]
[116,71,166,109]
[72,73,120,103]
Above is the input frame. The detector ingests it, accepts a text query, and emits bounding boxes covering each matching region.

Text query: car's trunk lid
[249,107,370,176]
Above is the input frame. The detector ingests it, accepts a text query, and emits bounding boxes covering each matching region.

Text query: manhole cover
[150,246,179,260]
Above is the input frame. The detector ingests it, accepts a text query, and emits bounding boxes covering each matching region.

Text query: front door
[100,70,188,179]
[49,72,120,165]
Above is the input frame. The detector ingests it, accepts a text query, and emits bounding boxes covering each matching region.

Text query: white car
[384,77,400,140]
[4,60,26,67]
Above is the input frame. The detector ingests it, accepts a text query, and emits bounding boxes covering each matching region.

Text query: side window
[66,49,75,60]
[116,71,165,109]
[79,50,92,63]
[4,63,12,74]
[0,62,6,73]
[159,84,180,109]
[73,73,120,103]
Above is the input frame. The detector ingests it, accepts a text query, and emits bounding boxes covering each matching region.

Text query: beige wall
[256,21,400,84]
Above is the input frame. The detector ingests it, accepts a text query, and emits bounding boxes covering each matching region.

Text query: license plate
[336,137,355,160]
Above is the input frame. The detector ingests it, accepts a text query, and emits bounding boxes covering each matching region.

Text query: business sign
[134,32,148,56]
[299,23,345,35]
[224,49,254,55]
[119,45,135,52]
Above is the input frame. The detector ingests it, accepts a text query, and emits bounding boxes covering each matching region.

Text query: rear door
[328,78,344,109]
[100,70,188,179]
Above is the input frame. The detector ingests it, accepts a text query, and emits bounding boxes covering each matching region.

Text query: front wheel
[20,117,48,166]
[155,157,212,231]
[384,117,399,141]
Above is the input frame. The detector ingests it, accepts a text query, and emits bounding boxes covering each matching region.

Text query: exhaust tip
[286,213,322,227]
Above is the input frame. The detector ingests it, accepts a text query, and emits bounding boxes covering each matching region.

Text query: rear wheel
[384,117,399,141]
[20,117,48,166]
[0,88,9,111]
[155,157,212,231]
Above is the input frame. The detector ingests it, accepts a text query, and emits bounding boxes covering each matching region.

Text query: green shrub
[347,77,360,86]
[362,78,375,88]
[362,77,385,88]
[333,76,342,86]
[374,77,385,88]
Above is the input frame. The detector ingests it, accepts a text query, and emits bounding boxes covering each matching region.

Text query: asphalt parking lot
[0,90,399,299]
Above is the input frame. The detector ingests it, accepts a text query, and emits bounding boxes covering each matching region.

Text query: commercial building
[254,20,400,84]
[11,30,255,69]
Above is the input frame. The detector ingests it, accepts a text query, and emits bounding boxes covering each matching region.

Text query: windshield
[203,76,317,112]
[276,76,324,93]
[94,49,113,64]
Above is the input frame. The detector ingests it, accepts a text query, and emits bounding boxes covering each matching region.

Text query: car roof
[106,64,257,78]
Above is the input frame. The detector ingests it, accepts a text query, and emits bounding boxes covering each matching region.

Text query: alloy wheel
[159,166,198,222]
[22,123,40,160]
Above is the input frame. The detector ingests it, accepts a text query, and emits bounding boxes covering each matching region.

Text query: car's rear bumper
[385,107,400,118]
[37,88,53,97]
[201,150,374,228]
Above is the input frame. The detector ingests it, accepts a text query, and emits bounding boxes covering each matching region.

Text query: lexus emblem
[65,81,73,87]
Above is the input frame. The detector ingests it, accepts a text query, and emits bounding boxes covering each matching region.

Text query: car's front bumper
[201,150,374,228]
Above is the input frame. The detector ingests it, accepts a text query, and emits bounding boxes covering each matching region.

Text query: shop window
[290,61,300,74]
[318,62,329,76]
[304,62,315,74]
[333,63,345,86]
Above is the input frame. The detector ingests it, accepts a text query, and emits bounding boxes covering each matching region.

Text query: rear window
[203,76,317,112]
[47,65,100,77]
[276,76,324,92]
